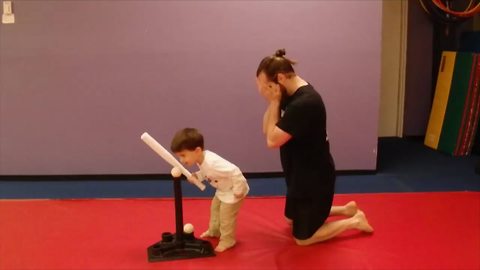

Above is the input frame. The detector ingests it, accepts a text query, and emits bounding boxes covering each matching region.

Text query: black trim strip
[0,170,376,181]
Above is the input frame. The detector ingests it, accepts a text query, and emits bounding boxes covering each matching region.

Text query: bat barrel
[141,132,206,191]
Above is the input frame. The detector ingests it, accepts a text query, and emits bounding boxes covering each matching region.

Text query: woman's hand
[257,77,282,102]
[264,83,282,103]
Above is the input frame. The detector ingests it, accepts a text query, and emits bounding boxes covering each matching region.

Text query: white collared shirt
[196,150,249,203]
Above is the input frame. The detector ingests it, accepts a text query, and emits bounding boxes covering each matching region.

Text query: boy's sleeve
[209,159,237,179]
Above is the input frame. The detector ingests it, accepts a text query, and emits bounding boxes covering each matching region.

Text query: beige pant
[207,196,244,248]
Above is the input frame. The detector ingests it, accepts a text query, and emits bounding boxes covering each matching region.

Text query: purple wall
[0,1,382,175]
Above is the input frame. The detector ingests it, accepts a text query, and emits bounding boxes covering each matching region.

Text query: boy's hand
[187,173,207,191]
[187,174,199,184]
[234,192,244,199]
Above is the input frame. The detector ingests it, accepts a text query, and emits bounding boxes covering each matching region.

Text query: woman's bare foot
[344,201,358,217]
[354,210,374,233]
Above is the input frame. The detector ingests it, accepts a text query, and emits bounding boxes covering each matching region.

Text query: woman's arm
[264,100,291,148]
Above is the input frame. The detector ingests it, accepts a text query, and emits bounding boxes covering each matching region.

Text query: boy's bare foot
[354,210,374,233]
[345,201,358,217]
[215,241,236,252]
[200,230,220,238]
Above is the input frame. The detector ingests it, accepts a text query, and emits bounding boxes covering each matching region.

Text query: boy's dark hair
[170,128,204,152]
[256,48,297,83]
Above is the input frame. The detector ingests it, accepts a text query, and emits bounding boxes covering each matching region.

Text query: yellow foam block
[425,51,456,149]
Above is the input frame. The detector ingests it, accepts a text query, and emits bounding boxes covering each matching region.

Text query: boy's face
[174,147,203,166]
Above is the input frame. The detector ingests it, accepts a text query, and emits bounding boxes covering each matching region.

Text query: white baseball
[183,223,194,234]
[171,167,182,178]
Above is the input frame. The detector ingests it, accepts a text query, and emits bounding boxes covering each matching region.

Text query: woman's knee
[294,237,311,246]
[285,217,293,225]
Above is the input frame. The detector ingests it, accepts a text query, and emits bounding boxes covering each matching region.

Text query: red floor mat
[0,192,479,270]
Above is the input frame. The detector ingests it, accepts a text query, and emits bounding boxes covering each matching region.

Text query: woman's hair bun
[275,49,286,57]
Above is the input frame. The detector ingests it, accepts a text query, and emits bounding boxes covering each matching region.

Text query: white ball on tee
[183,223,194,234]
[171,167,182,178]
